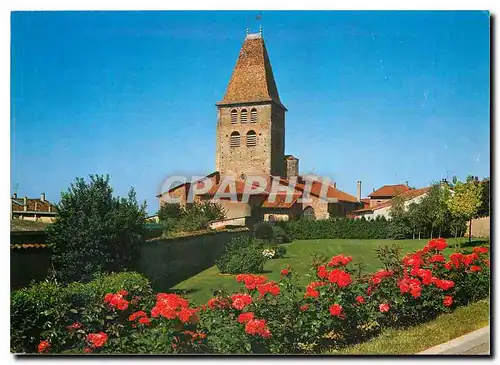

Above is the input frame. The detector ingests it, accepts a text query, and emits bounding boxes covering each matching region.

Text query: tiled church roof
[217,33,286,110]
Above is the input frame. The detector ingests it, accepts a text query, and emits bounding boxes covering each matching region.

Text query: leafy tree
[477,177,490,218]
[157,203,183,234]
[47,175,147,283]
[421,184,450,238]
[158,201,226,235]
[388,195,411,239]
[446,176,483,243]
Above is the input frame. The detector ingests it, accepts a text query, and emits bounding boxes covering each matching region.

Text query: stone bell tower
[215,29,287,179]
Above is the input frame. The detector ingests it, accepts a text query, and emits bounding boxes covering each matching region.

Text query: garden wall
[135,229,251,292]
[465,216,490,238]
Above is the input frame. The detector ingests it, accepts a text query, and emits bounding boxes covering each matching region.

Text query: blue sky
[11,11,490,214]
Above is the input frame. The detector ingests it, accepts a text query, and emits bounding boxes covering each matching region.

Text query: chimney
[12,192,17,199]
[356,181,362,202]
[41,192,46,202]
[23,196,28,211]
[333,182,337,189]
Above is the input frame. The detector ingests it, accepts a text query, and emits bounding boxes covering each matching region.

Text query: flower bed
[30,239,489,355]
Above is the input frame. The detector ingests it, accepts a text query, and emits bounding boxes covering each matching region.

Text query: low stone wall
[135,229,250,292]
[10,228,250,292]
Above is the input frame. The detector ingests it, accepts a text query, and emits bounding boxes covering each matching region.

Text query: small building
[352,187,431,220]
[366,184,413,207]
[11,193,58,222]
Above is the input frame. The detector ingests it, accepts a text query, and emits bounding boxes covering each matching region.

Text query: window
[246,130,257,147]
[240,109,248,123]
[230,132,241,148]
[230,109,238,124]
[250,108,258,123]
[303,206,315,221]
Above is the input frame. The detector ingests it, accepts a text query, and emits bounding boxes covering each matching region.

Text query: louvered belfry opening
[230,131,241,147]
[246,130,257,147]
[250,108,258,123]
[240,109,248,123]
[231,109,238,124]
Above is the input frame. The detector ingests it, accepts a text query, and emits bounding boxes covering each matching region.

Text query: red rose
[238,312,255,324]
[87,332,108,348]
[245,319,271,338]
[337,271,352,288]
[317,265,329,279]
[429,254,445,263]
[118,289,128,297]
[379,303,390,313]
[104,293,113,303]
[231,294,252,310]
[470,265,482,272]
[66,322,82,331]
[355,296,365,304]
[37,340,51,353]
[128,311,147,321]
[473,246,489,255]
[443,296,453,307]
[138,316,151,326]
[329,303,344,318]
[299,304,309,312]
[280,268,290,276]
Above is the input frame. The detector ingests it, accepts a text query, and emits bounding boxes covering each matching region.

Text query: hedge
[279,217,391,241]
[11,272,153,354]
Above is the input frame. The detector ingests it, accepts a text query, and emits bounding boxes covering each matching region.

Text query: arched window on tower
[230,132,241,148]
[303,206,316,221]
[246,130,257,147]
[231,109,238,124]
[240,109,248,123]
[250,108,258,123]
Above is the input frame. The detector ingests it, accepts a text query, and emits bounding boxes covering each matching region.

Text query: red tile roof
[165,173,360,206]
[217,34,286,110]
[368,184,412,198]
[353,187,431,214]
[11,198,57,213]
[261,193,301,209]
[11,244,48,249]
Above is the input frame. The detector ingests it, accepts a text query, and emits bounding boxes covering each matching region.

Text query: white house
[352,187,431,220]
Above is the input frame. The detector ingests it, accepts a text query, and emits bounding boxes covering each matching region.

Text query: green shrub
[275,245,287,259]
[158,201,226,235]
[47,175,147,283]
[216,236,266,274]
[11,272,153,354]
[253,223,274,242]
[281,216,391,240]
[272,225,291,244]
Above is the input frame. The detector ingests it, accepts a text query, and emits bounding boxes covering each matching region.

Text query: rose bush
[24,239,489,355]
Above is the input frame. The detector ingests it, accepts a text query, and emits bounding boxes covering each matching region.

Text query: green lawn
[334,298,490,355]
[172,237,486,305]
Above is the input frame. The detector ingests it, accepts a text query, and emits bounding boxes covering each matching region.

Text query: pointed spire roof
[217,32,286,110]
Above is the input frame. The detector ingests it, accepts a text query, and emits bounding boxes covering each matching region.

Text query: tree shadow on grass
[459,238,490,248]
[163,288,201,296]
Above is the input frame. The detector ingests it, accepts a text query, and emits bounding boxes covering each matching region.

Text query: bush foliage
[279,217,391,241]
[158,202,226,235]
[11,272,153,354]
[215,236,267,274]
[19,239,489,354]
[47,175,147,283]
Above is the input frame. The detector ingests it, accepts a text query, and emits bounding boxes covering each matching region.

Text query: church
[158,30,364,226]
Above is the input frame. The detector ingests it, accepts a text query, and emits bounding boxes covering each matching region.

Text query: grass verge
[332,298,490,355]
